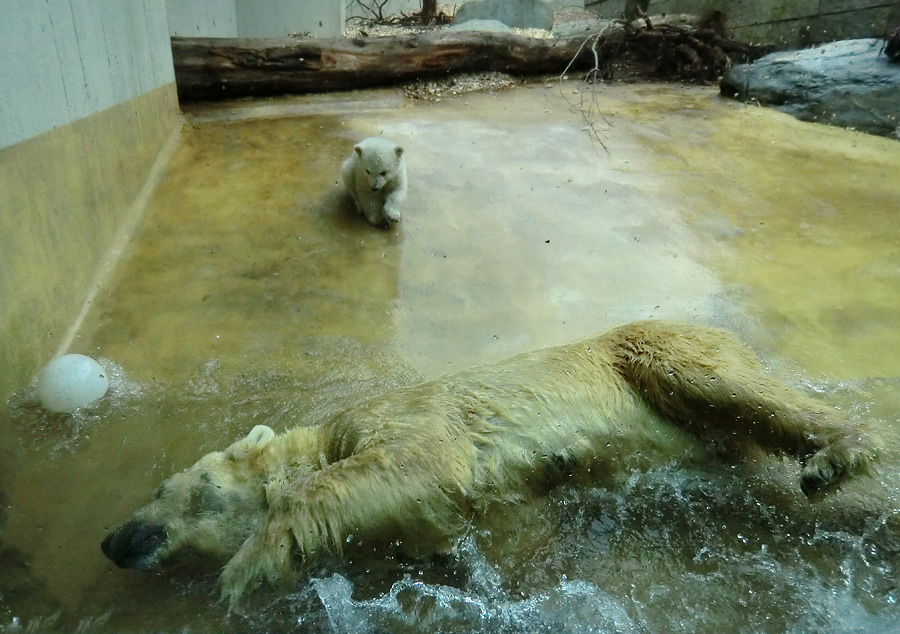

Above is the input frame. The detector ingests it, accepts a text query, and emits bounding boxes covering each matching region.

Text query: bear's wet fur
[101,321,878,611]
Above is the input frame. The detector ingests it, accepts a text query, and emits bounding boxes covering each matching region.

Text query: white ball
[37,354,109,414]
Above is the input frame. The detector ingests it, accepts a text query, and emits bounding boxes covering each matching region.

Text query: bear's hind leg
[701,379,878,498]
[798,426,877,499]
[610,321,878,496]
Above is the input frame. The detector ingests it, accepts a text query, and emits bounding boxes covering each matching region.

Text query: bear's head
[101,425,278,571]
[355,139,404,192]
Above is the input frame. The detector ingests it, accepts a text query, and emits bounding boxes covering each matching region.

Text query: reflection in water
[2,84,899,633]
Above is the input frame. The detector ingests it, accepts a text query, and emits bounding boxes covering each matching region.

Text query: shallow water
[2,83,899,633]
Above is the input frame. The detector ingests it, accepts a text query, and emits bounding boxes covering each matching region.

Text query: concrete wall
[167,0,239,36]
[1,1,176,149]
[238,0,346,37]
[165,0,423,38]
[346,0,421,20]
[585,0,900,47]
[166,0,347,38]
[0,0,181,407]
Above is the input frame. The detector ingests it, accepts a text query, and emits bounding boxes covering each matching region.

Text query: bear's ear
[354,145,364,158]
[227,425,276,460]
[246,424,276,446]
[395,146,404,158]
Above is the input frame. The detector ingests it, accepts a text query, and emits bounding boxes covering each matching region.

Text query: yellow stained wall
[0,83,181,405]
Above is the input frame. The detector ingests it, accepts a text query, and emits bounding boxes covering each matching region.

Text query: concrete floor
[4,82,900,632]
[75,82,900,382]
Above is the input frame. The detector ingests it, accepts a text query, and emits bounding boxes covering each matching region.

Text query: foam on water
[7,358,148,456]
[304,531,899,634]
[310,538,640,634]
[298,457,900,634]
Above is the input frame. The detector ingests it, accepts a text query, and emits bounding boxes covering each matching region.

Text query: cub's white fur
[340,137,407,228]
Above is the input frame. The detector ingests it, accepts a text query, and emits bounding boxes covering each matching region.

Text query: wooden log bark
[172,31,597,101]
[171,28,770,102]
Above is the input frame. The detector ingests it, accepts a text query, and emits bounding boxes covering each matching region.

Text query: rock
[550,13,697,38]
[887,26,900,61]
[550,17,613,38]
[720,39,900,139]
[453,0,554,31]
[446,18,513,33]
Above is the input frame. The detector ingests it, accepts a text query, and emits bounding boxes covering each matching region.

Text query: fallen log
[172,31,589,101]
[172,27,770,102]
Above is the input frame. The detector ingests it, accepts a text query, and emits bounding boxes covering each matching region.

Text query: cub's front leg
[359,193,390,227]
[382,177,406,224]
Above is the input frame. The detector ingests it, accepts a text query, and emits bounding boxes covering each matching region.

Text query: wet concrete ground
[74,82,900,381]
[3,82,900,632]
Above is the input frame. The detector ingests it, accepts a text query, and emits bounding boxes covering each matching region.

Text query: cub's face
[356,142,403,192]
[102,426,275,571]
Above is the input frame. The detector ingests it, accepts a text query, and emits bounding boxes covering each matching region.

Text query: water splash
[7,358,148,456]
[310,538,640,634]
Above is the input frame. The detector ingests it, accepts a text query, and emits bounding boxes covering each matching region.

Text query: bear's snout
[102,519,167,570]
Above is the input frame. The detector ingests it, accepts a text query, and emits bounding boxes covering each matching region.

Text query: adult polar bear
[101,321,877,610]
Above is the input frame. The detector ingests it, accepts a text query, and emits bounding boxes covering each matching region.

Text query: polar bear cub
[340,137,407,228]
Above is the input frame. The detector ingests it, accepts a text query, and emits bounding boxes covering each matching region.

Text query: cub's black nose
[101,519,167,570]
